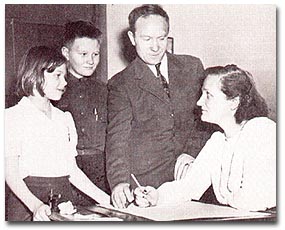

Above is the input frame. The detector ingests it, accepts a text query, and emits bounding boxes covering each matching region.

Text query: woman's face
[42,63,67,101]
[197,75,235,125]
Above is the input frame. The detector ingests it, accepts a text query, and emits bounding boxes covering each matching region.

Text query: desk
[49,205,151,221]
[49,201,276,222]
[119,201,276,221]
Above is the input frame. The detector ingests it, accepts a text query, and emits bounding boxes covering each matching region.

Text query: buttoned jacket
[55,73,107,154]
[106,52,209,189]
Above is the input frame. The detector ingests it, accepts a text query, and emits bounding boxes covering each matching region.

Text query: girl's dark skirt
[6,176,75,221]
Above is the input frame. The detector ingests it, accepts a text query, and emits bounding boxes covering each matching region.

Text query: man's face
[128,15,169,65]
[62,37,100,77]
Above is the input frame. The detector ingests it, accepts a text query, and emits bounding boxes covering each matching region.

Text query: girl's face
[42,63,67,101]
[197,75,235,126]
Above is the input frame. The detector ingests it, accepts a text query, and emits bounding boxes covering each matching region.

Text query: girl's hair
[205,64,268,124]
[16,46,66,97]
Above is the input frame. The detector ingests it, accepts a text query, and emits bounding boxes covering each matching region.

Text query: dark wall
[5,4,107,108]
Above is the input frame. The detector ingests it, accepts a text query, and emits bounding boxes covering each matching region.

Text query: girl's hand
[33,203,51,221]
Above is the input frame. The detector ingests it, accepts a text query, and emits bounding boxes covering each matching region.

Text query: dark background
[5,5,110,219]
[5,4,107,108]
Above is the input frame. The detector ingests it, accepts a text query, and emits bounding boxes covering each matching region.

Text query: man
[106,4,212,208]
[54,20,110,200]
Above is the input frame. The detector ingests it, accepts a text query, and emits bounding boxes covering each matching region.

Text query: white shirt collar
[19,96,58,120]
[147,54,169,83]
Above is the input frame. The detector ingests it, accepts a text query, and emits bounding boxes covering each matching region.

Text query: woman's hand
[33,203,51,221]
[134,186,158,208]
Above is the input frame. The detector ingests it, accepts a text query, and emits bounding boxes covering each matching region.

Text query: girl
[5,46,110,221]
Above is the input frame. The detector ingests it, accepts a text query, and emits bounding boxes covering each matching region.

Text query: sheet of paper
[100,201,270,221]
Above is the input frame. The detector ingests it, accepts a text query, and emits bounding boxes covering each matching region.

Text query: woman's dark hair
[128,4,169,33]
[62,20,102,47]
[16,46,66,98]
[205,64,268,124]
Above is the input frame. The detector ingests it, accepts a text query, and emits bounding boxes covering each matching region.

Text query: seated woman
[134,64,276,211]
[5,46,110,221]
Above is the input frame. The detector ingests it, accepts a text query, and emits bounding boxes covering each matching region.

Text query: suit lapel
[134,58,170,104]
[167,53,190,100]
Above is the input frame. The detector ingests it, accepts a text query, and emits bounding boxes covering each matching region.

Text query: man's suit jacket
[106,52,211,190]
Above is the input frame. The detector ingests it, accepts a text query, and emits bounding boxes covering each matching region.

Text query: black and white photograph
[2,0,281,224]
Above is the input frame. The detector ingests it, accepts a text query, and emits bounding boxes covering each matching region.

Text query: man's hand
[174,153,194,180]
[111,183,134,209]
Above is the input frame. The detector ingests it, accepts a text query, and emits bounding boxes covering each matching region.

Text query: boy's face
[62,37,100,77]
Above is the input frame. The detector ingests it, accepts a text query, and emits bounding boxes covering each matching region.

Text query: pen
[131,173,147,194]
[131,173,141,187]
[94,108,98,121]
[67,126,70,142]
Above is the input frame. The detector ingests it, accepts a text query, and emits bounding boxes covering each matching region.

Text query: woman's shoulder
[241,117,276,147]
[210,130,225,140]
[244,117,276,131]
[205,130,225,146]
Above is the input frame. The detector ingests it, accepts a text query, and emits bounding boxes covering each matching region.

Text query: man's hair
[205,64,268,124]
[128,4,169,33]
[16,46,66,98]
[62,20,102,47]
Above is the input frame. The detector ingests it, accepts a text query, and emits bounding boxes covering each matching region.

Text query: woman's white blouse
[5,97,78,178]
[158,117,276,211]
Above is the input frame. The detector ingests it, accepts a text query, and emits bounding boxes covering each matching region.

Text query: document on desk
[100,201,270,221]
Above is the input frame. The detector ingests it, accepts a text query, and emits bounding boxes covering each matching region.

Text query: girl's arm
[68,159,111,205]
[5,155,51,220]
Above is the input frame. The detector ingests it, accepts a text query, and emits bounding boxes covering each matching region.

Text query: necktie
[155,63,170,98]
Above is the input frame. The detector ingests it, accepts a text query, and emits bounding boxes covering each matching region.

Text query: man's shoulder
[168,53,202,65]
[108,59,138,86]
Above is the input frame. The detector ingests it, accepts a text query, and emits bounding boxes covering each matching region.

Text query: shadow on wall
[119,28,137,64]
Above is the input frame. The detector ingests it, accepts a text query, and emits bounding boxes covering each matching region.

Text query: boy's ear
[127,31,136,46]
[61,46,70,61]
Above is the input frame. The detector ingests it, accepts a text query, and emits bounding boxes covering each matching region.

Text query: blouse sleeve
[229,118,276,211]
[64,111,78,157]
[157,132,221,205]
[5,108,23,158]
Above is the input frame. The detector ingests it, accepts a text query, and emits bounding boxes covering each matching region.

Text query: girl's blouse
[5,97,78,179]
[157,117,276,211]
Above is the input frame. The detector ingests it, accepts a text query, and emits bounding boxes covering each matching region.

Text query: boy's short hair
[62,20,102,47]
